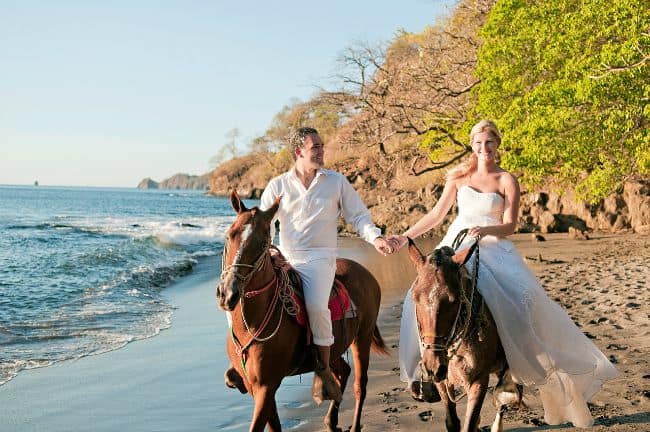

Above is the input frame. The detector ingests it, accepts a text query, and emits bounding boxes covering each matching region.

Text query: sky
[0,0,457,187]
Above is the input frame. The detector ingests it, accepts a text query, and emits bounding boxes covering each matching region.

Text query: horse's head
[407,238,477,382]
[216,190,281,311]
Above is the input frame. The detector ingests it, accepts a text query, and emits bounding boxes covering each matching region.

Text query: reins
[446,228,481,358]
[221,237,298,378]
[415,228,484,402]
[417,228,480,355]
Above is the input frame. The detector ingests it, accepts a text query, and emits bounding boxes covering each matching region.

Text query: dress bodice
[456,185,504,227]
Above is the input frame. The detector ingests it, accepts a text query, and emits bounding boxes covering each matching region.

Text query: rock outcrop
[518,178,650,234]
[349,172,649,236]
[137,173,210,190]
[208,154,276,199]
[205,147,649,235]
[137,178,159,189]
[159,173,210,190]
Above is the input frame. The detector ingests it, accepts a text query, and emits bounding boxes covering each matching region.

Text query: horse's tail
[370,325,390,356]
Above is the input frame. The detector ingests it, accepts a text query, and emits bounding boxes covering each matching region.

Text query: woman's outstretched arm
[387,179,457,250]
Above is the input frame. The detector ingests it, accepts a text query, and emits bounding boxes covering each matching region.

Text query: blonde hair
[447,120,502,180]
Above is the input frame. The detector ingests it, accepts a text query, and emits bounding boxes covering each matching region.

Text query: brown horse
[216,190,388,432]
[407,238,523,432]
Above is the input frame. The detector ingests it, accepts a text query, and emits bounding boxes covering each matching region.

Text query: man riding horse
[224,127,392,404]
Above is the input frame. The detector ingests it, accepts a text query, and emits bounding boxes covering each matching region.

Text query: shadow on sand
[506,412,650,431]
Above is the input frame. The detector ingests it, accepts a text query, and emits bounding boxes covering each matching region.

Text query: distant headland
[137,173,210,190]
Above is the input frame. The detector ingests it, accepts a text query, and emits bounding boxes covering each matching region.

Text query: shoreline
[1,233,648,431]
[0,257,314,432]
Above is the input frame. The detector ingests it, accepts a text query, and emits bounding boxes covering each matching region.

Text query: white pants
[285,251,337,346]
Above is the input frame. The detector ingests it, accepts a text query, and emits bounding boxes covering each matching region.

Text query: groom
[259,127,392,403]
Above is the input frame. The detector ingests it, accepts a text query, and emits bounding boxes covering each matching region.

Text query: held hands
[373,237,394,256]
[374,235,410,256]
[386,235,408,252]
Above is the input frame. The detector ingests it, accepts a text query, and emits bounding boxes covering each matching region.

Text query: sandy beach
[1,233,648,431]
[304,233,649,432]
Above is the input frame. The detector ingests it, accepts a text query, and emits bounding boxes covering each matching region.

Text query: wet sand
[300,233,650,432]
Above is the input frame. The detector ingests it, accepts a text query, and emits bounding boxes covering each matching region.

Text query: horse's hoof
[224,367,248,394]
[410,381,441,403]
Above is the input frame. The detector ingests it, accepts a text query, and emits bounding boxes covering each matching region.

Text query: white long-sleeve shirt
[259,168,382,255]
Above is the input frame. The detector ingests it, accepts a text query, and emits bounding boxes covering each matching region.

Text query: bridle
[416,228,481,359]
[221,233,281,371]
[220,230,299,378]
[221,234,271,295]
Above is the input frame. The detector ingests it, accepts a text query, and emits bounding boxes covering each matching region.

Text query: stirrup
[312,366,342,405]
[410,380,441,403]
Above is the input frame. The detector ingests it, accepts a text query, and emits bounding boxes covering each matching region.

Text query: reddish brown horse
[407,237,523,432]
[216,190,388,432]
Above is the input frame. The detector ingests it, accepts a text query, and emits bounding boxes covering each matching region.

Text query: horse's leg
[249,385,278,432]
[349,339,370,432]
[325,356,351,432]
[266,397,282,432]
[462,377,489,432]
[437,381,460,432]
[490,404,505,432]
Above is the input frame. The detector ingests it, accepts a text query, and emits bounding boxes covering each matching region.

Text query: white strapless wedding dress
[399,185,618,428]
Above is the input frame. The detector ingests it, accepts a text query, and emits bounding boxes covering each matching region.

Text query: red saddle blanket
[293,278,351,326]
[270,247,352,327]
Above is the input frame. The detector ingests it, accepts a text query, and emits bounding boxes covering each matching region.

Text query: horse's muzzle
[216,280,239,311]
[420,355,448,383]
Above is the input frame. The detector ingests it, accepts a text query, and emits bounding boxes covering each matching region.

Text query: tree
[331,0,496,174]
[209,128,242,167]
[473,0,650,201]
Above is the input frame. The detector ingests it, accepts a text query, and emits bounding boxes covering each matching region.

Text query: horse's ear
[451,242,478,266]
[407,237,425,267]
[261,195,282,222]
[230,190,248,214]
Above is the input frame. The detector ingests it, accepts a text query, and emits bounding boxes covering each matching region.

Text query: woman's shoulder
[495,169,518,186]
[495,169,520,197]
[445,177,463,193]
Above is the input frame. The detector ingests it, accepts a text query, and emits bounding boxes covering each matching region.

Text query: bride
[387,120,618,428]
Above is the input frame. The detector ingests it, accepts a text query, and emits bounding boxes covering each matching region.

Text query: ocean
[0,185,243,386]
[0,185,420,431]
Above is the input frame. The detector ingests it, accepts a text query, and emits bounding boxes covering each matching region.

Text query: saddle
[270,247,356,344]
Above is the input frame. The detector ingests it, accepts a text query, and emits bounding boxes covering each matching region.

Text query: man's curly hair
[287,127,319,161]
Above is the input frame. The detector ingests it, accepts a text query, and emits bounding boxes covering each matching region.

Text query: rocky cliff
[208,151,650,236]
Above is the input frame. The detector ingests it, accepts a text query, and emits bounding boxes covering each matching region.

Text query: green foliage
[473,0,649,202]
